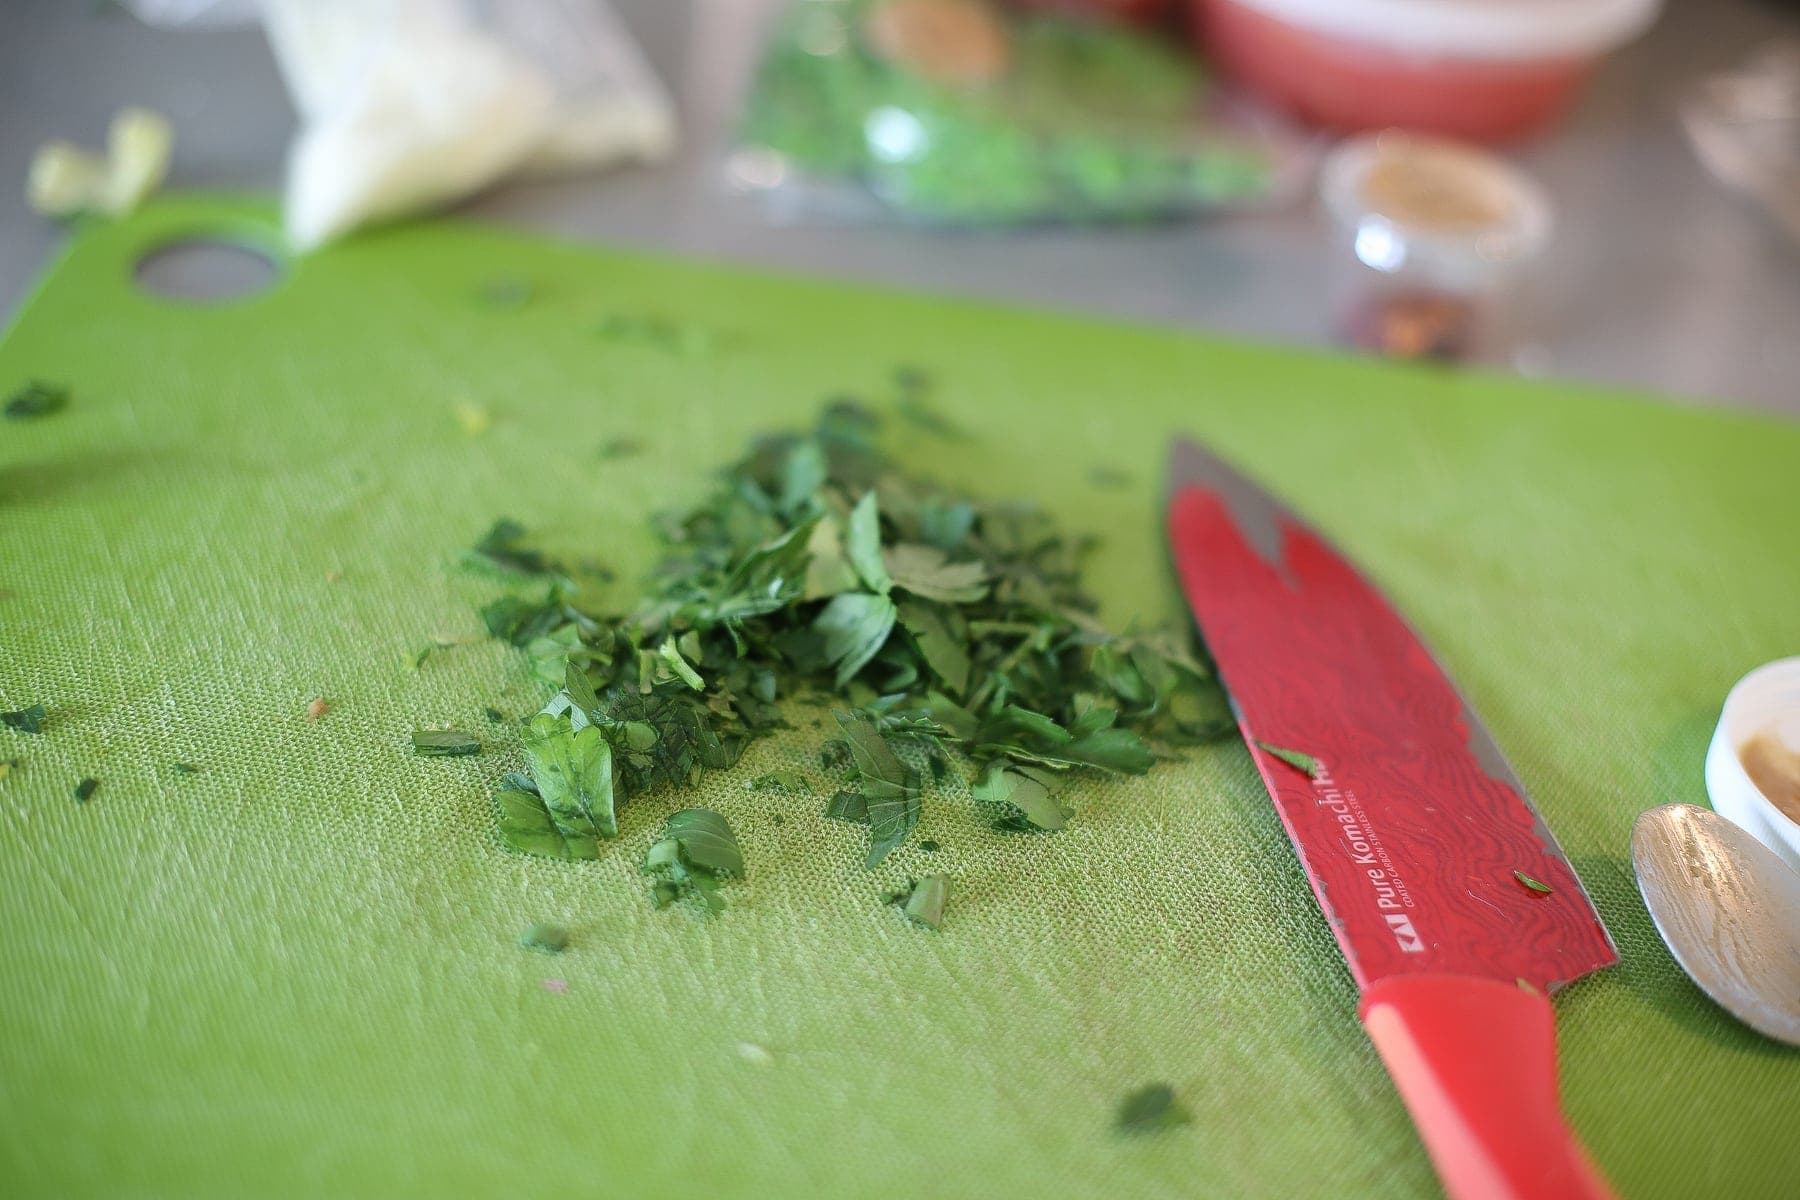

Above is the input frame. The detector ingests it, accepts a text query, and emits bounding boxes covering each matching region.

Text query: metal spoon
[1632,803,1800,1046]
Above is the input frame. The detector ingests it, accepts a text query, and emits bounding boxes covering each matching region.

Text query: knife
[1165,439,1618,1200]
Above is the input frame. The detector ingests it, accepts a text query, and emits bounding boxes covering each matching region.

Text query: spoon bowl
[1631,803,1800,1047]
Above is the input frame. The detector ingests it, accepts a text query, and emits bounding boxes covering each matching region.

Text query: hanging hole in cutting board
[134,238,282,303]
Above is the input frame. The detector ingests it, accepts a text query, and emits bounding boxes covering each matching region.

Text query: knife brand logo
[1384,914,1425,953]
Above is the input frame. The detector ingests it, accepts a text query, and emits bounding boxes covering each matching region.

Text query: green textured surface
[2,198,1798,1199]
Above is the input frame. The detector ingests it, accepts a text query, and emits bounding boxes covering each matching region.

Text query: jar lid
[1220,0,1662,61]
[1320,132,1552,287]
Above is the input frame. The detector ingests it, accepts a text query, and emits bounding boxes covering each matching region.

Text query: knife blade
[1166,438,1617,1200]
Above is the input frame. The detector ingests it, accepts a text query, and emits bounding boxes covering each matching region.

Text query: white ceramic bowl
[1706,657,1800,875]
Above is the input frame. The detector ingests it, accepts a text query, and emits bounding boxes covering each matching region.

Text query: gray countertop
[4,0,1798,414]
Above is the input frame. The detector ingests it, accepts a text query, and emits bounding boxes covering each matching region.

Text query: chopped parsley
[4,381,68,420]
[644,808,744,914]
[1513,869,1554,895]
[73,777,99,803]
[468,400,1233,905]
[1115,1083,1190,1135]
[746,771,811,793]
[1255,740,1320,778]
[2,704,47,734]
[412,729,481,757]
[902,874,949,929]
[518,923,570,953]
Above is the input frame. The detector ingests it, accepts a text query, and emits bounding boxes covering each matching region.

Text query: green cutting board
[2,198,1796,1199]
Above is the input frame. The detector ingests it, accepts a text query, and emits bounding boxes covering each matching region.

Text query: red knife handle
[1360,975,1616,1200]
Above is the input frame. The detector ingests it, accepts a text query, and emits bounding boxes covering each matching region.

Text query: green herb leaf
[643,808,744,913]
[412,729,481,757]
[1116,1084,1190,1135]
[903,874,949,929]
[834,711,920,866]
[824,790,870,823]
[467,518,564,578]
[972,761,1066,831]
[518,923,569,953]
[2,704,47,734]
[496,783,600,860]
[846,491,892,595]
[746,771,811,793]
[73,777,99,803]
[1255,740,1320,778]
[664,808,745,877]
[4,380,69,420]
[522,713,617,840]
[1513,869,1554,895]
[883,542,988,604]
[898,599,971,694]
[813,592,897,687]
[656,637,705,691]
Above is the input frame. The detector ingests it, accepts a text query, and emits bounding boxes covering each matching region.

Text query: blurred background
[4,0,1799,413]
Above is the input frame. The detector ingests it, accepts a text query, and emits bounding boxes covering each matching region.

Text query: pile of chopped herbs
[475,398,1232,896]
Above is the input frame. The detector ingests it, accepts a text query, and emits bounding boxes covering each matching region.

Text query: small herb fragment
[1513,869,1553,895]
[73,777,99,803]
[2,704,47,734]
[173,762,201,775]
[6,381,69,420]
[644,808,744,914]
[467,518,565,579]
[598,437,643,460]
[902,874,949,929]
[746,771,811,793]
[412,729,481,757]
[1255,740,1320,778]
[484,707,507,724]
[518,923,570,953]
[1116,1084,1190,1135]
[477,277,534,309]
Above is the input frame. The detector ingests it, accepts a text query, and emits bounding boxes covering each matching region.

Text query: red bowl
[1191,0,1613,142]
[1008,0,1171,25]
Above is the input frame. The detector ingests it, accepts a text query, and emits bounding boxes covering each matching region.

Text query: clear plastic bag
[730,0,1311,226]
[124,0,676,249]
